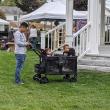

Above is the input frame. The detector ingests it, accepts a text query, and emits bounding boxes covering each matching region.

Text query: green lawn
[0,51,110,110]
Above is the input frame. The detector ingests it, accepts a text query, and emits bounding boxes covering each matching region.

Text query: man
[14,22,29,84]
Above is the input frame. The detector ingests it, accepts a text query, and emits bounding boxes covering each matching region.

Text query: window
[14,16,18,21]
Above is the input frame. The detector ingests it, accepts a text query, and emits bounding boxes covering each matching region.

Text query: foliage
[74,0,88,11]
[0,10,6,19]
[14,0,46,13]
[0,0,88,11]
[0,0,16,6]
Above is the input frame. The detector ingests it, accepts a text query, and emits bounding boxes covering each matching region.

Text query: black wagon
[33,49,77,84]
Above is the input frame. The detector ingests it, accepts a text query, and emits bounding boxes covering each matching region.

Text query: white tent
[0,18,9,25]
[105,9,110,17]
[20,1,87,21]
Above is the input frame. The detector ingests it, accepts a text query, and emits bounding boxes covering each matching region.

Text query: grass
[0,51,110,110]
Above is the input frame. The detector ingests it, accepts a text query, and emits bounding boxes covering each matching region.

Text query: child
[63,44,75,78]
[45,48,52,56]
[63,44,75,56]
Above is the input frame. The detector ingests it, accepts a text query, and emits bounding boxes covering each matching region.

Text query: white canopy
[105,9,110,17]
[0,18,9,25]
[20,1,87,21]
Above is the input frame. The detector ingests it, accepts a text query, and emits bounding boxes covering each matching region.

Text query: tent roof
[20,1,87,21]
[0,18,9,25]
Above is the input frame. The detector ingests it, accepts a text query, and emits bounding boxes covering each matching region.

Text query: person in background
[29,25,37,50]
[73,26,77,33]
[14,22,29,84]
[8,28,15,42]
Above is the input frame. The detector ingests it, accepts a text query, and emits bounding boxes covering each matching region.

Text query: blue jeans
[15,54,26,83]
[29,37,37,50]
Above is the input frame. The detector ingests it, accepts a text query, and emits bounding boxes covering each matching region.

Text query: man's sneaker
[16,81,24,85]
[20,81,24,85]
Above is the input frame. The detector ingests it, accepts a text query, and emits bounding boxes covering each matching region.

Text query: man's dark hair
[20,22,28,28]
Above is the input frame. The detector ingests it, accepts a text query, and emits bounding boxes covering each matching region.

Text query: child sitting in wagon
[63,44,75,56]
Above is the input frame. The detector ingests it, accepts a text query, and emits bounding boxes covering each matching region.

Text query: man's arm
[14,33,28,47]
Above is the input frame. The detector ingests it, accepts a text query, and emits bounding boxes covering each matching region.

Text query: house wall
[105,9,110,24]
[0,25,4,31]
[5,14,23,22]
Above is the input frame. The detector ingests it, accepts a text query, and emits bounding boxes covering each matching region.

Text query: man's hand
[26,42,31,45]
[26,42,31,48]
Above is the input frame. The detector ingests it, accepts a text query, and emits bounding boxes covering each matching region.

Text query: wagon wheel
[33,74,41,81]
[40,77,49,84]
[69,77,77,82]
[63,75,70,81]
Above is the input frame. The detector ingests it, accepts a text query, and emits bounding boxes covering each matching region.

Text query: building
[0,6,26,22]
[39,0,110,72]
[65,0,110,72]
[105,8,110,24]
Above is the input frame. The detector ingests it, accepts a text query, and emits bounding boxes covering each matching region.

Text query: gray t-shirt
[14,31,27,54]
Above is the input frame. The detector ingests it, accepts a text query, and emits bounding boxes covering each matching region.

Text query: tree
[0,0,16,6]
[0,10,6,20]
[14,0,87,12]
[15,0,46,13]
[74,0,88,11]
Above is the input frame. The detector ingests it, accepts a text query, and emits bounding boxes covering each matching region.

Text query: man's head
[19,22,29,33]
[63,44,69,52]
